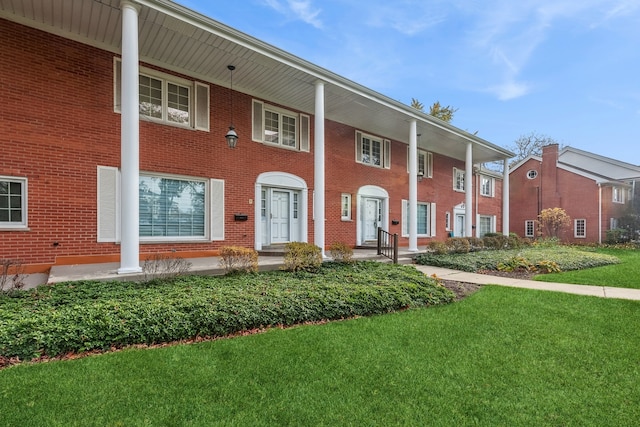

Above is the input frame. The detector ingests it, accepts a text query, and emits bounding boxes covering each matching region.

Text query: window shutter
[194,82,210,131]
[210,179,225,241]
[430,203,437,237]
[427,152,433,178]
[383,139,391,169]
[402,200,408,237]
[114,58,122,113]
[97,166,120,242]
[299,114,310,152]
[252,100,264,142]
[355,131,363,163]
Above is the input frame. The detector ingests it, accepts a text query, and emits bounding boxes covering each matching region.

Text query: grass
[535,248,640,289]
[1,286,639,426]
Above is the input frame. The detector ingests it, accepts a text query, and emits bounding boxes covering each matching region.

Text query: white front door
[363,198,381,241]
[455,214,465,237]
[271,190,290,243]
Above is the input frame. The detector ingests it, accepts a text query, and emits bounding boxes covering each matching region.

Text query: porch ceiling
[0,0,514,163]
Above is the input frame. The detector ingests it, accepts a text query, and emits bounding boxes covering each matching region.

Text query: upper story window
[0,177,27,229]
[406,148,433,178]
[480,175,494,197]
[114,58,210,131]
[252,100,310,151]
[527,170,538,179]
[356,131,391,169]
[453,168,465,192]
[612,186,625,204]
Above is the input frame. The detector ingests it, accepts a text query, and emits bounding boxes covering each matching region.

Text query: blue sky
[181,0,640,165]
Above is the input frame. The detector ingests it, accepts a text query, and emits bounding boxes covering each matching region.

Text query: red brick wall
[1,19,505,266]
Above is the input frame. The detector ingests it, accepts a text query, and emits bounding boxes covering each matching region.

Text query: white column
[118,1,142,274]
[408,120,418,252]
[502,158,510,236]
[313,81,326,257]
[465,142,473,237]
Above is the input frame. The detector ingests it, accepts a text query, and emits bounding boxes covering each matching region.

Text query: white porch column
[118,1,142,274]
[408,120,419,252]
[465,142,473,237]
[313,81,326,256]
[502,158,510,236]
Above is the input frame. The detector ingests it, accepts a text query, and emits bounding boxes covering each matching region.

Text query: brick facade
[1,19,505,269]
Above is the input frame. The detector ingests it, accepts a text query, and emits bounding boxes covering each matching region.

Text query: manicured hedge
[0,262,454,360]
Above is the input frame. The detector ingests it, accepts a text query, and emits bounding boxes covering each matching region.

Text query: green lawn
[535,248,640,289]
[1,286,639,426]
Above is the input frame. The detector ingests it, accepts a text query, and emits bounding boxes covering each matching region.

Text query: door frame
[356,185,389,246]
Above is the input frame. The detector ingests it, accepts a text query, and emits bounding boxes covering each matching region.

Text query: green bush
[329,242,354,263]
[447,238,471,254]
[218,246,258,274]
[427,241,448,255]
[0,262,454,360]
[497,256,535,272]
[283,242,322,272]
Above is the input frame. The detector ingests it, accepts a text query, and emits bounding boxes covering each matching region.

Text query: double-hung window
[453,168,465,192]
[402,200,436,237]
[407,148,433,178]
[356,131,391,169]
[574,219,586,238]
[0,177,27,229]
[252,100,310,151]
[525,220,535,238]
[478,215,495,237]
[480,175,494,197]
[115,58,210,131]
[612,186,624,204]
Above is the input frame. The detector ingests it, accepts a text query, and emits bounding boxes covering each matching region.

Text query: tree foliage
[538,208,571,239]
[411,98,457,123]
[508,131,559,167]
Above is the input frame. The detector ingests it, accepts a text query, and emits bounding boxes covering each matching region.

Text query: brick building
[509,144,640,243]
[1,0,513,275]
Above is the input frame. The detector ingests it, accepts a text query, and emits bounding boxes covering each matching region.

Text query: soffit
[0,0,513,163]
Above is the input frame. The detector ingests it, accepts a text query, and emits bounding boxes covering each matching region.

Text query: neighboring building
[0,0,513,275]
[510,144,640,243]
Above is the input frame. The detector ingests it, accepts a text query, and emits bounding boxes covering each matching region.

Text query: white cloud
[487,80,531,101]
[261,0,323,28]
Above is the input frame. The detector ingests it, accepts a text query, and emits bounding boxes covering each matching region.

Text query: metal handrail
[377,227,398,264]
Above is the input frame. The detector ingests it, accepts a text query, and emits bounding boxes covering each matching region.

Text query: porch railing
[377,227,398,264]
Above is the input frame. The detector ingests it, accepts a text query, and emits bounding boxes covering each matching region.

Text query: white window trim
[406,147,433,178]
[401,199,435,237]
[453,168,465,192]
[114,58,209,131]
[0,176,28,230]
[612,186,624,204]
[341,193,352,221]
[574,219,586,238]
[525,220,535,238]
[445,211,451,231]
[477,215,496,237]
[355,130,391,169]
[251,99,310,151]
[480,175,495,197]
[97,167,224,243]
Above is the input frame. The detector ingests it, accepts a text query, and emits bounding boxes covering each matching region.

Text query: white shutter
[430,203,437,237]
[299,114,310,152]
[97,166,120,242]
[252,100,264,142]
[114,58,122,113]
[427,152,433,178]
[210,179,225,241]
[194,82,210,131]
[355,131,363,163]
[383,139,391,169]
[401,200,408,237]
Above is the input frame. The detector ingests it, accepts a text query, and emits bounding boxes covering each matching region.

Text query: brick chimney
[541,144,561,208]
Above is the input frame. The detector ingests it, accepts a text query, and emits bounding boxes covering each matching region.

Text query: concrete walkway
[22,249,640,301]
[414,265,640,301]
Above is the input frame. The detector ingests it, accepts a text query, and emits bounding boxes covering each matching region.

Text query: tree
[508,131,559,167]
[537,207,571,240]
[411,98,457,123]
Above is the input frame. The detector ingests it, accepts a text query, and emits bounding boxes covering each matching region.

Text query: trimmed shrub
[467,237,485,251]
[447,238,471,254]
[219,246,258,274]
[329,242,354,263]
[142,253,192,282]
[283,242,322,272]
[428,240,448,255]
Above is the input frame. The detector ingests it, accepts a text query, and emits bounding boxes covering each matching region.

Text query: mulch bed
[440,269,537,301]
